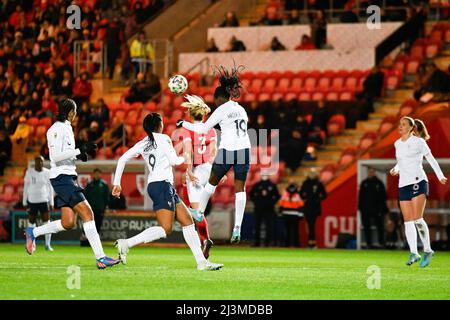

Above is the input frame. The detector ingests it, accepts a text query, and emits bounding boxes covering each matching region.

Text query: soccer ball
[168,75,188,94]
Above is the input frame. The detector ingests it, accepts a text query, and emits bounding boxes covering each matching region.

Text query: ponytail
[143,113,163,149]
[414,118,430,141]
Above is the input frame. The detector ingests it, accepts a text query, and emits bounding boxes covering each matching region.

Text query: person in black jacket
[250,173,281,247]
[105,17,122,80]
[300,168,327,247]
[0,128,12,176]
[358,167,388,248]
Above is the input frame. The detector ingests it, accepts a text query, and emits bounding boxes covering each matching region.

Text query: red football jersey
[178,127,216,167]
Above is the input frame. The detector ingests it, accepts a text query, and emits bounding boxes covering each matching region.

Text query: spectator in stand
[38,30,53,62]
[133,1,148,25]
[72,71,93,105]
[279,182,304,247]
[310,100,327,131]
[206,38,219,52]
[0,128,12,176]
[130,30,155,77]
[269,36,286,51]
[120,42,133,83]
[358,66,384,119]
[414,62,450,102]
[295,34,316,50]
[55,70,73,97]
[340,5,359,23]
[88,121,104,144]
[281,129,307,173]
[311,10,327,49]
[10,116,30,165]
[106,17,123,80]
[358,167,388,249]
[308,125,325,147]
[146,70,161,99]
[250,172,281,247]
[125,72,152,103]
[78,101,92,130]
[300,168,327,248]
[37,88,57,118]
[28,91,42,116]
[259,6,283,26]
[220,11,240,27]
[285,9,301,25]
[226,36,246,52]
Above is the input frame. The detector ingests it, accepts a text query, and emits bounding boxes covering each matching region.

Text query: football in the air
[168,74,188,94]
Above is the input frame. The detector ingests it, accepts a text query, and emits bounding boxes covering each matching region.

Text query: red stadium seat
[278,77,291,93]
[312,91,325,101]
[425,41,440,58]
[290,78,303,93]
[345,76,358,90]
[285,92,298,101]
[27,117,39,127]
[325,91,339,101]
[406,58,420,74]
[272,92,284,101]
[298,92,311,101]
[317,77,330,90]
[262,78,277,93]
[303,76,317,92]
[339,91,353,101]
[114,146,130,159]
[410,45,424,59]
[258,92,271,102]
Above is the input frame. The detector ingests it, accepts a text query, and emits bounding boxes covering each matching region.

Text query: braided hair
[213,61,244,100]
[57,99,77,122]
[143,112,163,150]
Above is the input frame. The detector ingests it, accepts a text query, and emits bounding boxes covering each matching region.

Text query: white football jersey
[182,100,251,151]
[393,135,445,188]
[23,167,54,205]
[46,120,81,179]
[113,133,184,186]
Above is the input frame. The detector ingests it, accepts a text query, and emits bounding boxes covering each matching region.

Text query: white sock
[43,221,52,247]
[234,192,246,229]
[33,220,64,238]
[404,221,418,255]
[199,183,216,213]
[126,226,166,248]
[83,220,105,260]
[415,218,432,253]
[182,224,207,265]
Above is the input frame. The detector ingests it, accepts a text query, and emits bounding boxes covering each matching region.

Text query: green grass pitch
[1,243,450,300]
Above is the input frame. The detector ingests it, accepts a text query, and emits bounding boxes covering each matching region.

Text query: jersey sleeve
[162,135,184,166]
[47,127,80,163]
[182,107,222,134]
[113,141,144,186]
[420,139,445,181]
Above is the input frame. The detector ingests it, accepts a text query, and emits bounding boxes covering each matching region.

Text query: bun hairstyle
[143,112,163,149]
[213,61,244,99]
[402,116,430,140]
[57,99,76,122]
[181,94,211,121]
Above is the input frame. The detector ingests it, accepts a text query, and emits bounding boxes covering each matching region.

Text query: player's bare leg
[175,201,222,271]
[73,201,120,269]
[115,209,172,264]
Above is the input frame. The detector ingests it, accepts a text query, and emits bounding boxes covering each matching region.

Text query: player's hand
[76,152,88,162]
[80,141,97,153]
[219,175,228,184]
[440,177,448,185]
[22,202,27,208]
[389,168,399,176]
[176,119,184,128]
[112,185,122,198]
[187,170,199,186]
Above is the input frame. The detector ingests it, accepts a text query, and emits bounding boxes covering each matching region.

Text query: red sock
[195,216,210,243]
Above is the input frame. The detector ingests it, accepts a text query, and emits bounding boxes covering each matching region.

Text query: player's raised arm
[420,139,446,184]
[178,104,221,134]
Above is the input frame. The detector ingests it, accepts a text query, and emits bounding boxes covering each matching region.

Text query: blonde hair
[180,95,211,120]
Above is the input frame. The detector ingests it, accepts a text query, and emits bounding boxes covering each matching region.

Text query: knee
[62,217,76,230]
[161,224,173,236]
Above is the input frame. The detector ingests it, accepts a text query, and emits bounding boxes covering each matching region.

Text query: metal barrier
[73,40,107,78]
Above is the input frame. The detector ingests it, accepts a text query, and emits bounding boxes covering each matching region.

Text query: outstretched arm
[421,139,446,183]
[113,144,142,187]
[182,108,222,134]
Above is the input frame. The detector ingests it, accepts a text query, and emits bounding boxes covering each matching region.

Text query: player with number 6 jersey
[176,64,251,243]
[112,112,223,271]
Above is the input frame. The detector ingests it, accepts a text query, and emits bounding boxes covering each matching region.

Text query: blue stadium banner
[11,211,184,244]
